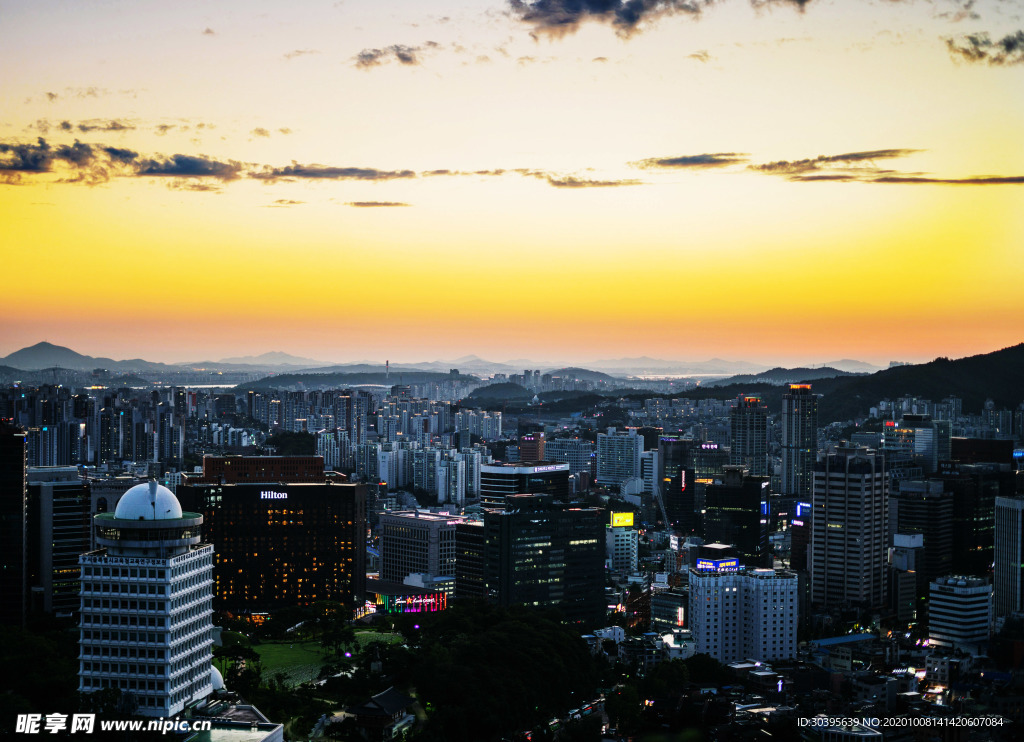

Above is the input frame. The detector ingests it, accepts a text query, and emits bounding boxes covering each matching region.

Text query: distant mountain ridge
[705,366,864,387]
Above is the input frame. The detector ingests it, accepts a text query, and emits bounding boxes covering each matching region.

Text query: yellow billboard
[611,512,634,528]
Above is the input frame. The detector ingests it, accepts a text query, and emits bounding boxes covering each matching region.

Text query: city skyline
[3,1,1023,364]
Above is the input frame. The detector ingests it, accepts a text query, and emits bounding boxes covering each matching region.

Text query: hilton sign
[260,491,288,500]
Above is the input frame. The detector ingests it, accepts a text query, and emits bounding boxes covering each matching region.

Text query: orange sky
[2,1,1022,366]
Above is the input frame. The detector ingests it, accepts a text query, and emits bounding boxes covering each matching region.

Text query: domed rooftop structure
[211,665,226,691]
[113,481,183,521]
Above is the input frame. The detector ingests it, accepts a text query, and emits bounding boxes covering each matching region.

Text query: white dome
[211,665,225,691]
[114,481,183,520]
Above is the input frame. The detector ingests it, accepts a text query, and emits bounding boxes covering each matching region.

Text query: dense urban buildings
[78,482,214,716]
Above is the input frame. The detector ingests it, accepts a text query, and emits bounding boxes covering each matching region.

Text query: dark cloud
[688,49,710,62]
[870,175,1024,185]
[750,148,920,176]
[515,168,641,187]
[202,27,216,36]
[278,127,293,135]
[633,152,747,169]
[45,92,59,102]
[76,119,135,133]
[59,120,73,132]
[354,41,440,68]
[946,30,1024,66]
[347,201,411,207]
[267,199,304,207]
[0,138,54,172]
[250,164,416,181]
[155,124,175,136]
[136,154,242,180]
[284,49,319,60]
[508,0,713,37]
[251,128,271,137]
[102,146,139,164]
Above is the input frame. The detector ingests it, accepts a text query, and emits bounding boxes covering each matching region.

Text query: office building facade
[780,384,818,498]
[78,482,214,716]
[809,447,887,610]
[479,462,570,510]
[688,565,799,664]
[483,494,604,624]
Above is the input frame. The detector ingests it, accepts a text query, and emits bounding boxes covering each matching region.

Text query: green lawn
[219,630,250,647]
[354,631,403,648]
[254,640,327,687]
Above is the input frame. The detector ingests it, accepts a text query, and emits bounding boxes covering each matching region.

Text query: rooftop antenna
[148,479,158,520]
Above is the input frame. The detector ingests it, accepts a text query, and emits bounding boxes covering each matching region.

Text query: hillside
[706,366,862,387]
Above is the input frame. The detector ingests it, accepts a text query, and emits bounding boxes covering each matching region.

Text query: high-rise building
[809,447,887,610]
[0,422,27,626]
[606,524,639,574]
[688,564,799,663]
[889,479,954,595]
[78,482,214,716]
[177,480,366,611]
[518,432,545,462]
[454,520,485,599]
[436,459,466,506]
[928,576,991,654]
[665,469,697,534]
[596,429,643,486]
[479,462,570,510]
[702,466,770,568]
[781,384,818,498]
[484,494,604,624]
[994,496,1024,618]
[27,466,91,616]
[730,396,769,477]
[379,511,464,584]
[545,438,595,477]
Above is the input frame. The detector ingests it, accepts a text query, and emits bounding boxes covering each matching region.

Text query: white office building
[688,566,799,664]
[928,576,991,654]
[606,526,639,573]
[78,481,214,717]
[994,496,1024,618]
[596,429,643,486]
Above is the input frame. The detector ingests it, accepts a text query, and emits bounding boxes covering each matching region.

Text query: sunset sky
[2,0,1022,367]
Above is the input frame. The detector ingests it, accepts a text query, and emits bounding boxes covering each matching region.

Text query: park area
[215,628,405,688]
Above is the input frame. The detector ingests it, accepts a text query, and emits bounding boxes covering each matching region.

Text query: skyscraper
[809,447,887,610]
[379,511,463,584]
[484,494,604,624]
[78,482,214,716]
[0,422,27,626]
[781,384,818,498]
[703,466,771,568]
[596,429,643,486]
[27,466,91,616]
[994,496,1024,618]
[730,397,769,477]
